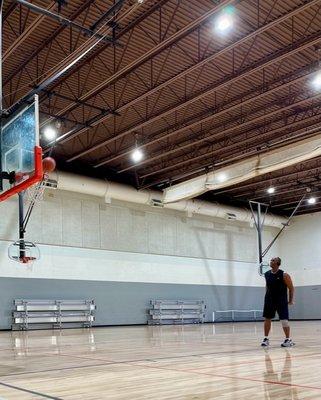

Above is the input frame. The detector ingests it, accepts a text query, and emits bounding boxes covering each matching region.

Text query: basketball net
[25,173,49,205]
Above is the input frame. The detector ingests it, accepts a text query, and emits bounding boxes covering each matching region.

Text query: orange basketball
[42,157,56,173]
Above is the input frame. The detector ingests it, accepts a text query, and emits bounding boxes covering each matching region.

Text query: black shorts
[263,301,289,320]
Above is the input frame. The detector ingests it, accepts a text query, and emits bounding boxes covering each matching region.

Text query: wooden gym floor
[0,321,320,399]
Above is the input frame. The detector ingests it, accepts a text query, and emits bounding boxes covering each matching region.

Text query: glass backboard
[0,95,43,201]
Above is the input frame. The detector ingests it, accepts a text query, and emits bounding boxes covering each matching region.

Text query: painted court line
[0,381,62,399]
[53,348,321,370]
[1,348,319,393]
[54,351,321,392]
[125,361,321,392]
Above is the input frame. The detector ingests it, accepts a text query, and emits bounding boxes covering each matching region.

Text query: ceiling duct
[163,132,321,204]
[49,171,286,228]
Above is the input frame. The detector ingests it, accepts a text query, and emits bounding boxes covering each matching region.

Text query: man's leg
[279,305,294,347]
[264,318,272,337]
[281,320,290,339]
[262,301,275,346]
[261,318,272,346]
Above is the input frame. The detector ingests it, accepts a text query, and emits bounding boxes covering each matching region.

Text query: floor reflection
[12,329,97,356]
[264,350,299,399]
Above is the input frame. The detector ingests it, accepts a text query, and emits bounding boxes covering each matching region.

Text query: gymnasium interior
[0,0,321,398]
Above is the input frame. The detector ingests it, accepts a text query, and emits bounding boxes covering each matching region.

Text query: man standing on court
[261,257,295,347]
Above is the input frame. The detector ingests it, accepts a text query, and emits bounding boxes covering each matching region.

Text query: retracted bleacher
[12,299,96,330]
[148,300,205,325]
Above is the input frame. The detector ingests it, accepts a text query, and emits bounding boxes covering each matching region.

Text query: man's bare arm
[284,273,295,304]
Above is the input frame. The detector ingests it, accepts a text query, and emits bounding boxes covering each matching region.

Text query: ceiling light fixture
[43,126,57,141]
[312,72,321,89]
[214,6,235,34]
[132,148,144,163]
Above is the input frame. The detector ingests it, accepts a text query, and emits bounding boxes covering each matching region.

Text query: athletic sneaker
[261,338,270,347]
[281,339,295,347]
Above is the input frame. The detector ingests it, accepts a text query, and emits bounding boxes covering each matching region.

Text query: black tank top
[265,269,288,303]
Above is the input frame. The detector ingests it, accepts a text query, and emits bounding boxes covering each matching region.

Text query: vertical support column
[257,202,263,265]
[249,201,269,274]
[0,0,3,113]
[0,0,3,192]
[18,192,26,260]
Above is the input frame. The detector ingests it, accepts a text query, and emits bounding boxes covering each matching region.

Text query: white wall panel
[62,198,82,247]
[162,215,176,255]
[41,196,62,246]
[147,212,162,254]
[131,210,148,253]
[99,204,117,250]
[280,212,321,286]
[175,217,188,256]
[26,204,43,243]
[116,207,133,252]
[82,201,100,249]
[0,198,17,240]
[0,240,264,287]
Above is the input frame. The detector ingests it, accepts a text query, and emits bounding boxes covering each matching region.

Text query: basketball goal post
[249,196,306,276]
[0,96,56,264]
[0,4,56,265]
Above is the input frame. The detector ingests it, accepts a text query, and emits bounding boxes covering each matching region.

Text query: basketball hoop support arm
[249,195,306,265]
[249,201,268,266]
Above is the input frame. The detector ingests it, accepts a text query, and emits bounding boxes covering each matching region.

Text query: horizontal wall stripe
[0,278,318,330]
[0,278,266,329]
[0,241,263,287]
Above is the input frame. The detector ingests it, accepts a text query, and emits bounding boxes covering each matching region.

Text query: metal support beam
[4,1,56,62]
[90,0,126,31]
[41,89,109,113]
[104,69,319,171]
[136,122,321,189]
[63,27,321,157]
[3,2,16,20]
[41,0,235,136]
[6,0,129,115]
[3,0,96,86]
[15,0,115,43]
[128,94,321,179]
[55,0,321,155]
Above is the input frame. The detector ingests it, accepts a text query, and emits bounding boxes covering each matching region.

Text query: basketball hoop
[8,157,56,266]
[8,240,40,265]
[25,173,49,204]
